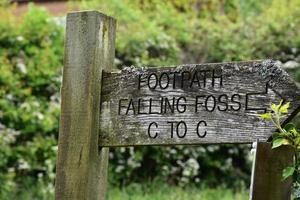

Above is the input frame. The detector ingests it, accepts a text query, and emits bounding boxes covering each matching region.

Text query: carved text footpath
[117,69,267,139]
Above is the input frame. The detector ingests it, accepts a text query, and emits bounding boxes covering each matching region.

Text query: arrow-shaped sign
[99,60,300,147]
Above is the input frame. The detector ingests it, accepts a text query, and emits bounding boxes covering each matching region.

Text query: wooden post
[55,11,116,200]
[250,141,294,200]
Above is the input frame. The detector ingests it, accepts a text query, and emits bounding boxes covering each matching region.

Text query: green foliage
[259,101,299,150]
[107,181,248,200]
[0,5,63,196]
[108,145,251,188]
[283,166,295,181]
[81,0,300,65]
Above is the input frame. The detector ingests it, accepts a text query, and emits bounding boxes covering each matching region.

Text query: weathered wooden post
[55,11,116,200]
[250,141,294,200]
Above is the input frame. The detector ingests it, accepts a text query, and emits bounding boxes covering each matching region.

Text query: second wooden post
[250,141,294,200]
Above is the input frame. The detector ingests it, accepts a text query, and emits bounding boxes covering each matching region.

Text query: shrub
[0,5,63,197]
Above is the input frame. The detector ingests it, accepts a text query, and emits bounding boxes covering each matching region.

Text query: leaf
[279,102,290,114]
[271,103,278,112]
[284,123,295,132]
[282,138,291,145]
[295,137,300,145]
[272,132,282,139]
[272,138,285,148]
[271,100,283,112]
[258,112,272,120]
[282,166,295,180]
[290,128,299,137]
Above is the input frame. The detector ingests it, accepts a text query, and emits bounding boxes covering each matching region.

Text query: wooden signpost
[55,11,300,200]
[100,61,300,146]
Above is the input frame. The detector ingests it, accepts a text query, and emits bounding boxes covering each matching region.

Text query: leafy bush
[0,5,63,197]
[108,145,251,189]
[81,0,300,65]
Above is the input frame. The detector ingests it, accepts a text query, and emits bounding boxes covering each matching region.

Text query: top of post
[66,10,116,21]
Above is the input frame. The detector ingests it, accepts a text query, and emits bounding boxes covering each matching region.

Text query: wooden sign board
[99,60,300,146]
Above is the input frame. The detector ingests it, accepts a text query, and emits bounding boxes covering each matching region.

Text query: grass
[3,180,248,200]
[107,183,248,200]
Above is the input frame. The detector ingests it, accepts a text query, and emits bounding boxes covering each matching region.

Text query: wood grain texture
[250,142,293,200]
[99,60,300,146]
[55,11,116,200]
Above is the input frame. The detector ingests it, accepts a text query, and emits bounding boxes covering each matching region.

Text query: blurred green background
[0,0,300,199]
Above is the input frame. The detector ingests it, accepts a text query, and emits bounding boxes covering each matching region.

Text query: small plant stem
[272,112,285,133]
[271,116,285,134]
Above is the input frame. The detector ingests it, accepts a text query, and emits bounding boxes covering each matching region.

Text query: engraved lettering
[195,95,205,113]
[231,94,241,111]
[190,71,201,88]
[159,72,170,89]
[148,122,158,138]
[176,96,187,113]
[148,73,158,89]
[138,74,146,90]
[181,71,191,88]
[217,94,228,111]
[137,98,147,114]
[126,99,135,115]
[197,120,207,138]
[167,121,176,138]
[212,69,223,87]
[149,98,160,114]
[172,71,180,89]
[118,99,128,115]
[205,95,216,112]
[176,121,187,138]
[164,97,175,113]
